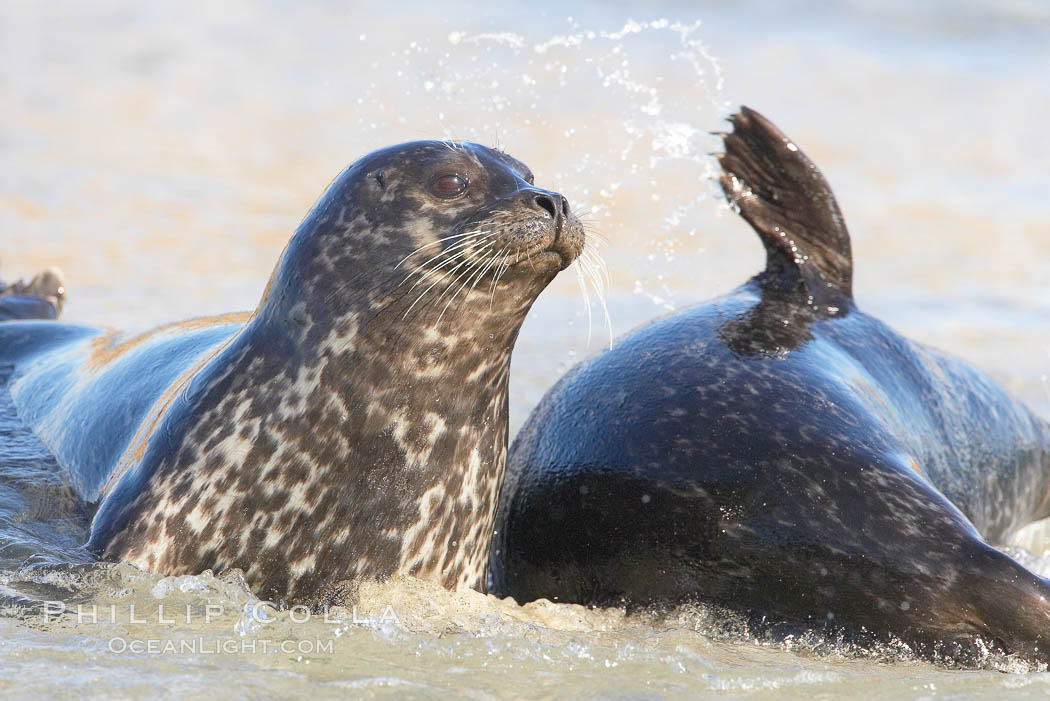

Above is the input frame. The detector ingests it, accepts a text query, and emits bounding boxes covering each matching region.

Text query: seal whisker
[587,229,611,246]
[574,214,611,245]
[499,248,516,278]
[407,226,490,253]
[394,231,498,295]
[584,255,612,325]
[414,233,496,271]
[488,252,513,307]
[574,256,594,348]
[489,250,512,308]
[403,244,495,319]
[403,234,499,291]
[589,255,612,297]
[401,246,483,292]
[421,239,498,310]
[395,228,495,269]
[581,256,604,347]
[467,245,505,300]
[579,250,613,348]
[579,229,610,246]
[425,249,495,327]
[410,228,496,268]
[582,245,611,290]
[435,250,498,327]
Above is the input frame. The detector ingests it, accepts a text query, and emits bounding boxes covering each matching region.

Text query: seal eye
[431,174,468,199]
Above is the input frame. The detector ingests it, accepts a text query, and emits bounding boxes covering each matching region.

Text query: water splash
[392,18,730,317]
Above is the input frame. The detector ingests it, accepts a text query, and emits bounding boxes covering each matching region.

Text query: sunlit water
[2,0,1049,698]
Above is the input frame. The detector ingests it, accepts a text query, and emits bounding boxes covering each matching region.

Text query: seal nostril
[534,195,558,220]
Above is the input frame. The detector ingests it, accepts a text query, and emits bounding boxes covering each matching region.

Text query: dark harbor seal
[491,108,1050,662]
[0,140,583,603]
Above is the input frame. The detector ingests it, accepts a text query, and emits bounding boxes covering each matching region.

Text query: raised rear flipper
[717,107,852,306]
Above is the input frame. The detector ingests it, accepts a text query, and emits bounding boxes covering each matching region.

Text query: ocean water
[1,0,1049,698]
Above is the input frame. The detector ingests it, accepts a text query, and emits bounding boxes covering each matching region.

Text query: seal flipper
[717,106,853,305]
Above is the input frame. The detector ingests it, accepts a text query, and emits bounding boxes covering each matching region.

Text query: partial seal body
[2,140,583,603]
[0,268,66,321]
[492,108,1050,660]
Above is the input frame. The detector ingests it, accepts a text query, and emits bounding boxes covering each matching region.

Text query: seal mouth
[507,226,584,272]
[512,207,586,272]
[548,225,585,269]
[484,190,584,272]
[523,230,584,270]
[463,202,584,275]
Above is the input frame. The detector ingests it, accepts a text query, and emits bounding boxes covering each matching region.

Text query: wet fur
[1,141,583,604]
[492,108,1050,662]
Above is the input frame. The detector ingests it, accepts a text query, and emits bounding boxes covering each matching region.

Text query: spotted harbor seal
[491,108,1050,662]
[0,140,583,603]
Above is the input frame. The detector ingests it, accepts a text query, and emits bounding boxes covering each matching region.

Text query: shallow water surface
[1,0,1049,698]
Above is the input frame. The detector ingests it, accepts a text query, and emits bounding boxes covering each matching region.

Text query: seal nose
[533,193,569,234]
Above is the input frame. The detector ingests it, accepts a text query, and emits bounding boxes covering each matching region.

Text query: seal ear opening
[717,106,853,303]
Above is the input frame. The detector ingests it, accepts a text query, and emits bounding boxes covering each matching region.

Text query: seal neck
[162,253,541,600]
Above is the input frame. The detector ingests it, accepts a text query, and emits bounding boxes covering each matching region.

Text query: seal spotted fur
[1,140,583,603]
[491,108,1050,662]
